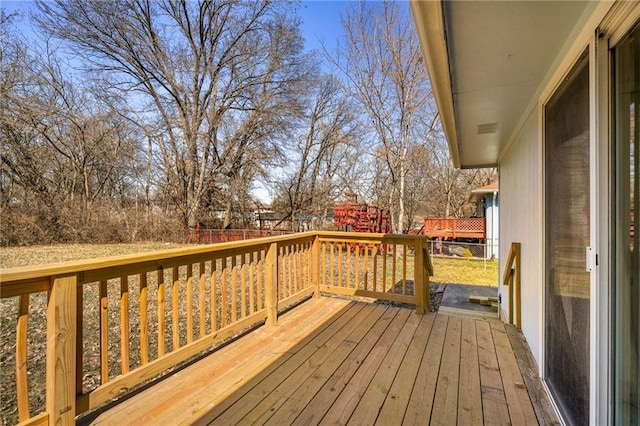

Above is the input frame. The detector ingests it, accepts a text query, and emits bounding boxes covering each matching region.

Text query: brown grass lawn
[0,242,193,268]
[0,243,497,424]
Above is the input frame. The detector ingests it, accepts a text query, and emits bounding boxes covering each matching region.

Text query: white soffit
[417,1,591,168]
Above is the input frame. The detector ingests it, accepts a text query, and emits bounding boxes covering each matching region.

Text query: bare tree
[34,0,313,231]
[332,0,437,233]
[273,74,361,229]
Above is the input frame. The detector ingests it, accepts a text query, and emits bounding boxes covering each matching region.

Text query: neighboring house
[411,1,639,425]
[470,181,499,259]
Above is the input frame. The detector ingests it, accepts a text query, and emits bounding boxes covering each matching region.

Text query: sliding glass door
[544,50,591,425]
[614,21,639,424]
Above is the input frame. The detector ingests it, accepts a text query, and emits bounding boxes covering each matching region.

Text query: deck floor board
[85,297,559,425]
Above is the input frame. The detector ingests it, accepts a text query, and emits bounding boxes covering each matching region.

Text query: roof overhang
[410,1,595,168]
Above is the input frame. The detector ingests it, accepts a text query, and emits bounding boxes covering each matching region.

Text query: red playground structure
[334,196,391,234]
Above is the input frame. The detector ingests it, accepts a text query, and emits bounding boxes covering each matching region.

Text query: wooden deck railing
[0,231,430,425]
[502,242,521,330]
[422,217,486,239]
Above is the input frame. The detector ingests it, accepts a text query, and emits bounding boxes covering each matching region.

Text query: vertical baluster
[294,244,300,292]
[157,270,165,357]
[402,244,407,295]
[186,263,193,344]
[307,241,312,288]
[231,255,237,323]
[283,246,288,297]
[249,252,255,315]
[171,267,180,351]
[221,258,228,327]
[285,246,290,298]
[364,244,369,291]
[414,239,426,314]
[100,281,109,382]
[338,243,343,287]
[240,254,247,319]
[140,272,149,365]
[76,282,83,395]
[346,243,351,288]
[257,250,263,311]
[354,244,360,289]
[330,243,335,287]
[382,243,387,293]
[321,242,326,287]
[199,261,206,338]
[16,294,30,422]
[392,244,397,294]
[120,276,130,374]
[373,244,378,293]
[211,258,218,332]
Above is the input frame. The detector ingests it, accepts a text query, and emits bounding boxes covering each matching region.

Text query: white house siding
[499,109,543,366]
[485,194,499,259]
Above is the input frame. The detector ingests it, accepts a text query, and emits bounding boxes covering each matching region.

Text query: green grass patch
[431,257,498,286]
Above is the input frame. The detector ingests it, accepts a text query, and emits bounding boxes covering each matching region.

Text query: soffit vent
[477,122,498,134]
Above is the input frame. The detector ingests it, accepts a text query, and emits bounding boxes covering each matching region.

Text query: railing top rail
[0,231,428,289]
[0,231,317,286]
[316,231,428,241]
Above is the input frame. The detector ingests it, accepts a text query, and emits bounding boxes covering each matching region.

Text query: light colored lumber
[76,284,84,395]
[186,263,194,343]
[16,411,48,426]
[46,274,77,425]
[376,312,435,424]
[348,311,425,425]
[320,285,414,305]
[430,315,462,425]
[78,309,268,415]
[171,268,179,351]
[157,270,166,357]
[318,307,410,425]
[99,281,109,384]
[198,261,206,338]
[402,244,407,295]
[403,314,449,425]
[249,252,255,315]
[476,319,510,425]
[210,258,217,331]
[168,298,354,425]
[264,243,278,326]
[120,276,130,374]
[270,304,389,425]
[90,298,336,424]
[229,302,370,424]
[17,294,30,422]
[457,316,483,425]
[231,255,237,323]
[142,299,342,424]
[291,305,398,426]
[140,272,149,365]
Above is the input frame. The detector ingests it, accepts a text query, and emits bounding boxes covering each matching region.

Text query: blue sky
[298,1,350,54]
[2,0,351,54]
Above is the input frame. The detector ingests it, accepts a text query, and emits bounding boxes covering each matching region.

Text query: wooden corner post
[414,239,426,315]
[265,242,279,326]
[47,274,77,424]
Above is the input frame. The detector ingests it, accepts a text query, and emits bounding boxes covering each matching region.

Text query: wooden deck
[83,297,559,425]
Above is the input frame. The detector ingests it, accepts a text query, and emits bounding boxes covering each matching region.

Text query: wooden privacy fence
[0,231,431,426]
